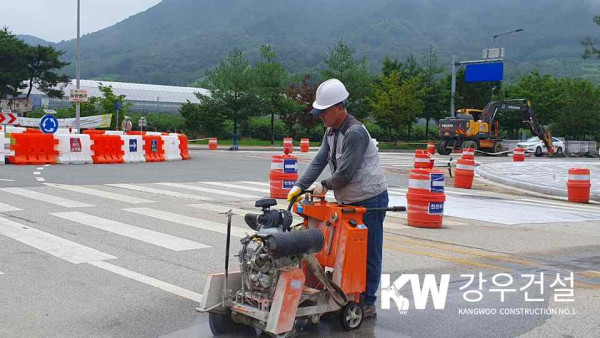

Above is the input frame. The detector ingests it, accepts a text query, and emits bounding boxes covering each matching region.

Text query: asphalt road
[0,150,598,338]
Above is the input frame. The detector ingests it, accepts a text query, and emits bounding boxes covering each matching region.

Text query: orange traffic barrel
[454,158,475,189]
[208,138,218,150]
[414,149,432,169]
[427,142,436,155]
[269,154,298,199]
[407,168,446,228]
[513,147,525,162]
[567,168,591,203]
[283,137,293,154]
[462,147,475,160]
[300,138,309,152]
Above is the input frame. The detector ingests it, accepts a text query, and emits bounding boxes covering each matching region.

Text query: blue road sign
[465,62,503,82]
[129,139,138,152]
[40,114,59,134]
[115,101,121,110]
[430,173,445,193]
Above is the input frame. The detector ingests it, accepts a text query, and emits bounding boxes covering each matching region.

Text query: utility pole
[75,0,81,132]
[450,56,456,117]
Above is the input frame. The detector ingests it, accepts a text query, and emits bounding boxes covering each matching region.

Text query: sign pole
[75,0,81,133]
[450,55,456,118]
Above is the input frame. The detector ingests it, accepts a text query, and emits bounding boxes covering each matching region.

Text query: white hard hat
[310,79,349,115]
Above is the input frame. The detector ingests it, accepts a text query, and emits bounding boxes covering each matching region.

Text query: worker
[287,78,388,318]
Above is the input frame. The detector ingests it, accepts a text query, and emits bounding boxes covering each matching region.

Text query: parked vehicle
[517,136,564,157]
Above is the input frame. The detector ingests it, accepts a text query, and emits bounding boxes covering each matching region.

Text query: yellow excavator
[437,99,554,155]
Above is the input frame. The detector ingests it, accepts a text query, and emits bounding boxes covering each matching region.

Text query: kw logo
[381,274,450,315]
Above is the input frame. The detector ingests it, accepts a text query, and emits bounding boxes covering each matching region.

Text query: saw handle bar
[341,206,406,214]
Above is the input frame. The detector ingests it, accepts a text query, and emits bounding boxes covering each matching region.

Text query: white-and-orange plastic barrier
[178,134,190,160]
[283,137,293,154]
[8,133,59,165]
[162,134,182,161]
[0,125,9,164]
[414,149,433,169]
[208,138,218,150]
[121,135,145,163]
[406,168,446,228]
[56,134,93,164]
[269,154,298,199]
[143,135,165,162]
[567,168,591,203]
[454,158,475,189]
[300,138,309,152]
[90,134,125,164]
[513,147,525,162]
[427,142,436,155]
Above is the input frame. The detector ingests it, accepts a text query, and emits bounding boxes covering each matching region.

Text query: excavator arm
[483,99,554,153]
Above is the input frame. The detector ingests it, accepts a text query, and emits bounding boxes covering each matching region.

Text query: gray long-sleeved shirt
[296,115,370,191]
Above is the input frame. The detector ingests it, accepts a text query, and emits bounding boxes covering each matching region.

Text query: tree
[197,48,257,148]
[369,70,425,143]
[24,45,70,99]
[180,100,227,138]
[419,46,446,140]
[254,44,292,144]
[321,40,372,120]
[553,78,600,140]
[0,27,29,98]
[93,84,133,129]
[582,15,600,59]
[282,75,319,139]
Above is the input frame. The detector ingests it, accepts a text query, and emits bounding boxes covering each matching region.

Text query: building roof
[27,79,208,104]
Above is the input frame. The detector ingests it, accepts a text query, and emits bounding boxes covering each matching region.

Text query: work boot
[363,304,377,319]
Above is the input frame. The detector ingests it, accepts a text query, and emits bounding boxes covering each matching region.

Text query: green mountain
[43,0,600,85]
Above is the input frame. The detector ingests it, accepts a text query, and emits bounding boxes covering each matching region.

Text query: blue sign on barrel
[465,62,503,82]
[151,139,158,152]
[428,202,444,215]
[283,158,298,173]
[430,173,445,193]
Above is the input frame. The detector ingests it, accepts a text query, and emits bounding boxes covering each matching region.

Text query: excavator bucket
[541,131,554,154]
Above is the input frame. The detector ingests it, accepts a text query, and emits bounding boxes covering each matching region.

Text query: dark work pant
[350,190,388,306]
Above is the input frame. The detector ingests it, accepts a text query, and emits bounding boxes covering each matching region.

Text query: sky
[0,0,163,42]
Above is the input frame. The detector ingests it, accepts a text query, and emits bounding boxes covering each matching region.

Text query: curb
[188,145,415,153]
[475,164,600,202]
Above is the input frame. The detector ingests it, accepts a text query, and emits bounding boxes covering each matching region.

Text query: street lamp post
[493,28,524,44]
[75,0,81,132]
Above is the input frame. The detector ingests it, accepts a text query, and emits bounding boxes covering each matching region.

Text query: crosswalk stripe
[106,184,214,201]
[201,181,271,194]
[156,182,261,199]
[123,207,250,238]
[88,261,203,302]
[239,181,270,187]
[0,270,4,275]
[0,202,21,212]
[50,212,209,251]
[385,211,465,226]
[0,187,93,208]
[35,177,46,182]
[0,216,116,264]
[189,203,304,224]
[46,183,155,204]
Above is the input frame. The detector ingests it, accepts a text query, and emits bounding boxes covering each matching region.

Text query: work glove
[287,186,303,202]
[309,182,328,196]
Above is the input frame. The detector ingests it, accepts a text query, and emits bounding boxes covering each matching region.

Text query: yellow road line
[384,243,508,271]
[385,236,540,268]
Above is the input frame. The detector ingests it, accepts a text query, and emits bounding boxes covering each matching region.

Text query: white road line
[35,177,46,182]
[51,212,209,251]
[88,261,203,302]
[238,181,270,187]
[0,202,21,212]
[156,182,261,199]
[123,207,250,238]
[385,212,465,226]
[201,181,271,194]
[0,216,116,264]
[517,198,600,211]
[43,164,51,167]
[189,203,304,224]
[46,183,155,204]
[36,167,44,170]
[0,187,93,208]
[0,179,16,182]
[504,200,600,213]
[106,184,214,201]
[33,172,41,175]
[0,271,4,275]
